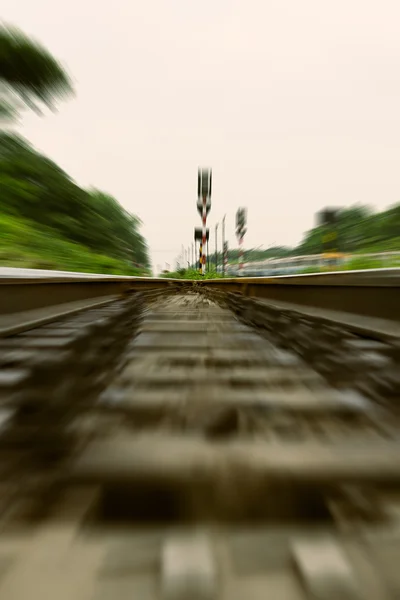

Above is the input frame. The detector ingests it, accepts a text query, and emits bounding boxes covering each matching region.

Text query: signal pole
[215,222,219,272]
[194,228,209,271]
[222,214,226,276]
[197,169,212,275]
[236,208,247,277]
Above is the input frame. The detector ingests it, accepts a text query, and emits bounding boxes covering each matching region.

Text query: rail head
[0,267,399,287]
[0,267,168,285]
[0,268,398,327]
[197,268,400,288]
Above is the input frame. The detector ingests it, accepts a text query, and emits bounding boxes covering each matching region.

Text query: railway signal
[194,227,209,273]
[236,207,247,276]
[194,228,210,241]
[197,169,212,275]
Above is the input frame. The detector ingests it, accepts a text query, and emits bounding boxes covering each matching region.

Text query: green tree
[297,204,400,255]
[0,25,150,274]
[0,25,73,119]
[231,203,400,267]
[0,132,150,271]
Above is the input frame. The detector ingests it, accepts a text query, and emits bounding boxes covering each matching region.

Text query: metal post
[223,241,228,275]
[222,215,226,276]
[199,242,202,272]
[202,196,207,275]
[215,222,219,273]
[195,227,209,274]
[236,208,247,277]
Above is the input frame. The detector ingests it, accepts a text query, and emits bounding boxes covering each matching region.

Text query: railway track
[0,271,398,598]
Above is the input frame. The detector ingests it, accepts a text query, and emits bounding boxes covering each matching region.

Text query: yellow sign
[322,252,344,259]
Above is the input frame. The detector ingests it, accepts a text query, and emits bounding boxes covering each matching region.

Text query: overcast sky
[3,0,400,272]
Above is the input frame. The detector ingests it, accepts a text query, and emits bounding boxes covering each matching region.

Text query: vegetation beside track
[0,214,149,275]
[0,132,151,276]
[163,255,400,279]
[299,254,400,274]
[0,26,150,276]
[207,205,400,268]
[160,268,223,280]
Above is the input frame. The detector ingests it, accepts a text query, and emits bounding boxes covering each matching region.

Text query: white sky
[2,0,400,272]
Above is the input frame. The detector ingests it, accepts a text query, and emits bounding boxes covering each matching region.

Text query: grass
[300,255,400,274]
[161,267,223,280]
[0,214,150,276]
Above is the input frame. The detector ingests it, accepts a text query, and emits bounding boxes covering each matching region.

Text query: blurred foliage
[223,246,292,263]
[161,268,222,280]
[226,205,400,266]
[206,247,291,267]
[301,255,400,274]
[0,24,73,119]
[343,255,400,270]
[297,205,400,255]
[0,214,148,274]
[0,133,150,274]
[0,25,150,275]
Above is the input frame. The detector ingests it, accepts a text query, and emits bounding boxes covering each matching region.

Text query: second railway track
[0,276,399,598]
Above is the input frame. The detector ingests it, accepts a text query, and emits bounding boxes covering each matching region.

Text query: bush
[0,214,149,275]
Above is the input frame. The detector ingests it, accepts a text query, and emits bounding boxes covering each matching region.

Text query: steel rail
[195,269,400,322]
[0,268,398,331]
